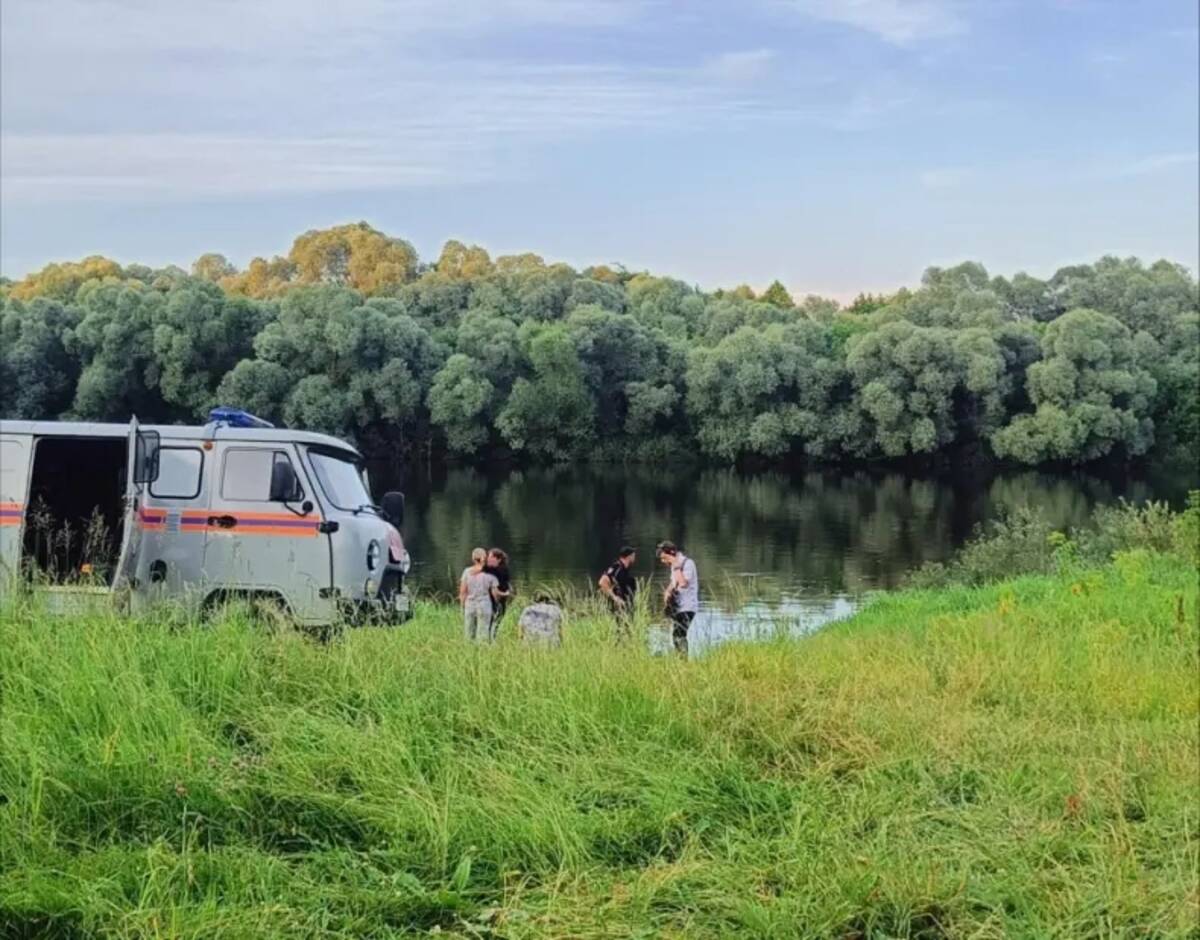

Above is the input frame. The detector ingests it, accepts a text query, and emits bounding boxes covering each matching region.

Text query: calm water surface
[372,459,1196,655]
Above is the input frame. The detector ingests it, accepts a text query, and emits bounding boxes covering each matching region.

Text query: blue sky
[2,0,1197,298]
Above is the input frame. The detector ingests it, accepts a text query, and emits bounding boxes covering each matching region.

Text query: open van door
[112,417,160,592]
[0,433,32,581]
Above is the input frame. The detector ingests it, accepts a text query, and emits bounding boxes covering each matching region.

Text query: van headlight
[366,539,381,571]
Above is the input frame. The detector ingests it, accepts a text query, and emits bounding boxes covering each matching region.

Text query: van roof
[0,419,363,457]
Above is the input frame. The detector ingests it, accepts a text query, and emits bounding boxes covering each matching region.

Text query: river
[373,458,1197,655]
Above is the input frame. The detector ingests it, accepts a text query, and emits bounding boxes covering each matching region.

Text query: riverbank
[2,547,1197,937]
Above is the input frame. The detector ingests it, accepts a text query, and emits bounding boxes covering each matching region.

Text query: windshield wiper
[352,503,381,516]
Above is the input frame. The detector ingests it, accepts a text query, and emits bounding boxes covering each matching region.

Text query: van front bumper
[337,566,412,626]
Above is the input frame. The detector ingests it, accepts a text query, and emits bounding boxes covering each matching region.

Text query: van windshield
[308,448,373,512]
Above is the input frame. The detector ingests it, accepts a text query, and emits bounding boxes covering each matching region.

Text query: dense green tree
[217,287,441,445]
[845,292,888,316]
[760,280,795,309]
[991,309,1157,462]
[1149,310,1200,444]
[624,275,705,338]
[995,271,1059,322]
[66,281,167,420]
[428,354,496,455]
[2,227,1194,467]
[564,305,669,439]
[1048,257,1198,341]
[846,320,1008,457]
[497,326,596,459]
[454,308,523,388]
[686,322,846,459]
[213,360,293,425]
[151,283,270,416]
[0,298,82,418]
[565,277,625,314]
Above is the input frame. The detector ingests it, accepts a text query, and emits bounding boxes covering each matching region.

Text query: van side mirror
[381,491,405,528]
[269,457,303,502]
[133,430,161,484]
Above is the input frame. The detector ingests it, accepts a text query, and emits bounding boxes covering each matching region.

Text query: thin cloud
[704,49,777,82]
[919,167,973,189]
[0,62,789,201]
[787,0,967,45]
[2,0,812,202]
[0,0,958,202]
[1114,152,1200,177]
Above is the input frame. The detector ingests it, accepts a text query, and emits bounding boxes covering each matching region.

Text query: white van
[0,409,412,626]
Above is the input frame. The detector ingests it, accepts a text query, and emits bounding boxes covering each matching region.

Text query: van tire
[201,590,293,631]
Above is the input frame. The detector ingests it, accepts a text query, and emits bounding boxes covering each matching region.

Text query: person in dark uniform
[598,545,637,643]
[484,548,513,640]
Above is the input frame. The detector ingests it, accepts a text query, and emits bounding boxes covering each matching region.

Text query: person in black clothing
[598,546,637,642]
[484,548,513,640]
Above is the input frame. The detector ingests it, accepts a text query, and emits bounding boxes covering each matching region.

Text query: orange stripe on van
[175,510,323,537]
[232,526,320,538]
[0,502,23,526]
[218,511,322,521]
[133,507,324,537]
[137,508,167,531]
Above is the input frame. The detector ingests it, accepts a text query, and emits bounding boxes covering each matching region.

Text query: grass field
[1,547,1197,938]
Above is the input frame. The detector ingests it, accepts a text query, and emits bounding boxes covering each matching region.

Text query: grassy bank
[1,550,1197,937]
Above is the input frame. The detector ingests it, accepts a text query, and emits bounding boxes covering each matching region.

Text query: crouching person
[518,592,564,648]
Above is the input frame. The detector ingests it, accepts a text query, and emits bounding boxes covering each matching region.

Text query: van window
[309,449,372,511]
[221,449,299,502]
[150,447,202,499]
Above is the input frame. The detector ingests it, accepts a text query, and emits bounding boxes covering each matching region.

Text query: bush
[906,491,1200,588]
[906,506,1056,588]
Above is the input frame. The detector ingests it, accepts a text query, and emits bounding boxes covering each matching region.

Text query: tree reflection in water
[370,460,1194,652]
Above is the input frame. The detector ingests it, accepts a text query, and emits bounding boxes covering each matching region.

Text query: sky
[1,0,1197,298]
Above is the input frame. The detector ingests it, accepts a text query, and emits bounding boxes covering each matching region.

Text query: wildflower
[174,780,189,799]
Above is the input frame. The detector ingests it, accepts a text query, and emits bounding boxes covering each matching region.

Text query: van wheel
[201,591,292,632]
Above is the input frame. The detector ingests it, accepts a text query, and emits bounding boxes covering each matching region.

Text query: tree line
[2,222,1197,466]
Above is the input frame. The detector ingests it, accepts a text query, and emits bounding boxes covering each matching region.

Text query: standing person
[656,541,699,657]
[518,592,564,647]
[459,547,498,643]
[598,546,637,642]
[484,548,513,641]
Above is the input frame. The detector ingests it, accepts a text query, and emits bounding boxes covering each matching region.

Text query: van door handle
[209,514,238,529]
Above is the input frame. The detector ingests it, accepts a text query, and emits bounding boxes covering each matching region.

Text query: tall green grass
[1,550,1196,937]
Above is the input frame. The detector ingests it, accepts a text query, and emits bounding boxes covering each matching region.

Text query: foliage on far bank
[907,490,1200,589]
[2,223,1197,465]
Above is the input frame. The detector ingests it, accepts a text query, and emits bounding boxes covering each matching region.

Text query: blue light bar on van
[208,407,275,429]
